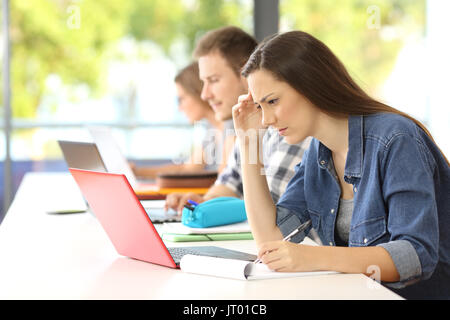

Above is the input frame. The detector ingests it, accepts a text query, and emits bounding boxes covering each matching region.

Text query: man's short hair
[193,26,258,76]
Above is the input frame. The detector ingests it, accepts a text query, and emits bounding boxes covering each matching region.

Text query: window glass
[1,0,253,220]
[8,0,253,160]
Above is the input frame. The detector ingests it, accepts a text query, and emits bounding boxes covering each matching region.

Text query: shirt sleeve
[276,146,312,244]
[264,134,311,203]
[380,132,439,287]
[377,240,422,289]
[214,141,243,198]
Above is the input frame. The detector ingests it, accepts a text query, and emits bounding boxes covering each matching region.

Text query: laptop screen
[58,140,107,172]
[88,126,138,187]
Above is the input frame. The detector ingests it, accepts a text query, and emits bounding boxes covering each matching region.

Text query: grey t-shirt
[328,158,353,245]
[335,198,353,246]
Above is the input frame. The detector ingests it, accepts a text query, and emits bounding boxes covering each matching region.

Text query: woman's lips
[278,127,288,135]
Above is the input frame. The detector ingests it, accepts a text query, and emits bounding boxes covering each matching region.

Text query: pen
[253,220,312,264]
[187,199,199,207]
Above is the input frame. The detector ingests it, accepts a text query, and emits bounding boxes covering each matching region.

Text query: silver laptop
[58,139,178,223]
[58,140,107,173]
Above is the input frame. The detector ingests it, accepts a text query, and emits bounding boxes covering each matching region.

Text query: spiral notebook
[179,236,338,280]
[180,254,338,280]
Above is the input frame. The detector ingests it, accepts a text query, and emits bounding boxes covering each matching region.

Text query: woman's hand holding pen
[256,242,319,273]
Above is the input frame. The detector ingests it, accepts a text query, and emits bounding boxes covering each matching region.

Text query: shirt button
[354,187,357,193]
[329,241,333,246]
[330,208,335,214]
[363,238,368,244]
[320,160,326,165]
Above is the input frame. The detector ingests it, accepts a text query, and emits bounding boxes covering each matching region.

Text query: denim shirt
[276,113,450,299]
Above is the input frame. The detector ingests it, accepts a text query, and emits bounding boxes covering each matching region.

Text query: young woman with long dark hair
[233,30,450,300]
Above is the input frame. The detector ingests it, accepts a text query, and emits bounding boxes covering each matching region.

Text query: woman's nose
[261,108,275,127]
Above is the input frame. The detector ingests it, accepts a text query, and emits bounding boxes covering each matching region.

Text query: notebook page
[244,262,338,280]
[180,255,249,280]
[180,254,338,281]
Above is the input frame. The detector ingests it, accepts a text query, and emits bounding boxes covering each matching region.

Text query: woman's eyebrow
[257,92,275,104]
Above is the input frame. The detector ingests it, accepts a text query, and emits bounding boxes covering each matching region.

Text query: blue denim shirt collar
[345,115,363,178]
[317,115,363,179]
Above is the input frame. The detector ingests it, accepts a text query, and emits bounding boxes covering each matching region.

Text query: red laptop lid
[69,168,177,268]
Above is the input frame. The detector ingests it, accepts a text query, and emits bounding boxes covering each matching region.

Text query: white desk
[0,172,402,300]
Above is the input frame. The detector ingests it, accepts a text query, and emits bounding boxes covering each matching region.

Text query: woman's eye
[268,98,278,105]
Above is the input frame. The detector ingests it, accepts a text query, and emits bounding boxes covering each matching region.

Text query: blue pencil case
[181,197,247,228]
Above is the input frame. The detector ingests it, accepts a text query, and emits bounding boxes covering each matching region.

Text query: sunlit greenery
[2,0,250,119]
[280,0,426,95]
[1,0,425,119]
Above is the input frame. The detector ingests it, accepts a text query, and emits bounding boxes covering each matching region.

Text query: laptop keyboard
[167,246,257,264]
[168,247,207,262]
[144,208,181,224]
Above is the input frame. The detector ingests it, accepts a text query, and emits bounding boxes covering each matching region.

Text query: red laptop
[69,168,256,268]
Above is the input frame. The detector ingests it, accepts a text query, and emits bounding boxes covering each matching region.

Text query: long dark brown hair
[242,31,449,165]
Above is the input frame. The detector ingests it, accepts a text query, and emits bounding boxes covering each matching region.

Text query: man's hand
[164,192,205,215]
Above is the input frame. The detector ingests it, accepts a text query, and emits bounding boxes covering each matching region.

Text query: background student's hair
[242,30,449,165]
[193,26,258,75]
[174,61,203,99]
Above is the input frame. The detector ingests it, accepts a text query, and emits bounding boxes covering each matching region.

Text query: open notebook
[179,236,338,280]
[180,254,338,280]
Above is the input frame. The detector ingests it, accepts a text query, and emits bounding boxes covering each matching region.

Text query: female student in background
[233,31,450,299]
[133,62,229,179]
